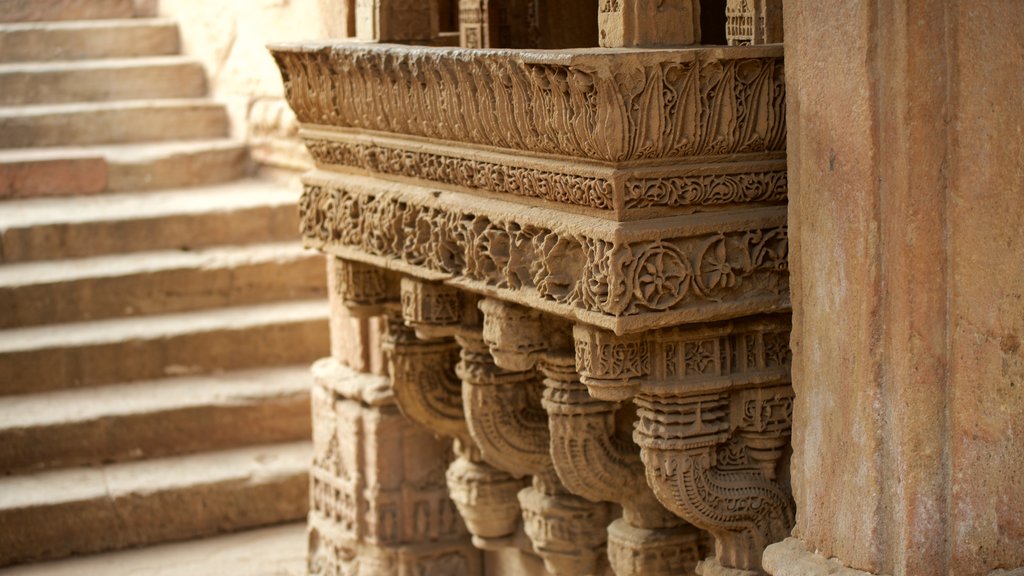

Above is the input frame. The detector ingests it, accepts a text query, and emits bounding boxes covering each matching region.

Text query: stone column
[763,2,1024,575]
[308,259,481,575]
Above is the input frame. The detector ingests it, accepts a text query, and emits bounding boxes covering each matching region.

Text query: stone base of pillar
[696,556,761,576]
[761,539,879,576]
[308,515,482,575]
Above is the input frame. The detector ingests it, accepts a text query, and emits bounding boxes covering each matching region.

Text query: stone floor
[0,524,306,576]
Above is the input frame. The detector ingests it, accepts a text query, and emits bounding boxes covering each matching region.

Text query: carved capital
[573,324,650,401]
[480,298,551,371]
[628,318,795,573]
[332,257,397,318]
[400,277,465,340]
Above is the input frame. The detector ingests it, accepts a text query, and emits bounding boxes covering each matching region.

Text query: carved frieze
[272,43,786,219]
[301,173,789,334]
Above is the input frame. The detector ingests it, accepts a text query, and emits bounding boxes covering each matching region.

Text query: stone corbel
[578,317,796,575]
[332,257,399,317]
[388,278,526,550]
[482,298,709,575]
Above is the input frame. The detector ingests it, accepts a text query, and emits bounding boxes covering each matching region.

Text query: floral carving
[273,45,785,164]
[299,180,789,332]
[624,171,788,210]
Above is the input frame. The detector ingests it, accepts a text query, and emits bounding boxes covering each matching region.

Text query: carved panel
[273,44,785,165]
[300,174,789,334]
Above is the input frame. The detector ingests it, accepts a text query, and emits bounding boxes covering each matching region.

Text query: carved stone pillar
[575,318,795,575]
[310,259,480,575]
[388,279,525,551]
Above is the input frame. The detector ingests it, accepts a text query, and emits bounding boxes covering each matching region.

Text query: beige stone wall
[157,0,351,171]
[781,1,1024,574]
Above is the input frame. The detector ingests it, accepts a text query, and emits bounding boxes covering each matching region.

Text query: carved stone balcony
[274,38,791,576]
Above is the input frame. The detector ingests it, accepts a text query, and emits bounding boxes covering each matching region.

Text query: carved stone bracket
[481,297,711,575]
[579,316,796,574]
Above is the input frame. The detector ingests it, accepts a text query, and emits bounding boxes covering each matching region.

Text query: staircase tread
[0,242,314,286]
[0,366,311,430]
[0,138,245,163]
[0,178,295,229]
[0,55,199,73]
[0,441,311,510]
[0,523,306,576]
[0,18,178,32]
[0,99,222,116]
[0,299,329,353]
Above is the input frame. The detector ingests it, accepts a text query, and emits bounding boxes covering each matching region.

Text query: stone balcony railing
[273,39,792,576]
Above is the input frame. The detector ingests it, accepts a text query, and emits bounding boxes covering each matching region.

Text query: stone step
[0,300,330,396]
[0,139,249,199]
[0,57,206,106]
[0,19,180,63]
[0,366,312,474]
[0,524,306,576]
[0,179,300,263]
[0,100,228,149]
[0,243,326,327]
[0,442,311,567]
[0,0,135,23]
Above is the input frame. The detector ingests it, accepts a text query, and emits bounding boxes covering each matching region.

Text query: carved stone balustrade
[274,39,791,576]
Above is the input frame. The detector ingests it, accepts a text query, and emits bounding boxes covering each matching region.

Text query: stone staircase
[0,0,326,569]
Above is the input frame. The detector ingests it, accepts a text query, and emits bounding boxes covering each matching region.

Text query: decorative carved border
[301,172,789,334]
[272,43,785,164]
[303,133,787,215]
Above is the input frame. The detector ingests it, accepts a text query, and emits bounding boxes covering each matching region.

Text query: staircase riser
[0,204,300,263]
[0,0,134,23]
[0,24,180,63]
[0,64,207,106]
[0,319,329,395]
[107,145,248,192]
[0,474,308,567]
[0,395,311,474]
[0,256,326,327]
[0,107,228,149]
[0,155,107,200]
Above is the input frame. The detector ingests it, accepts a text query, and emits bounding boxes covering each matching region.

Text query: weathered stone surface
[0,19,181,64]
[778,0,1024,574]
[0,300,329,395]
[0,100,228,149]
[598,0,701,47]
[0,180,302,263]
[0,442,311,567]
[0,151,107,200]
[0,57,207,106]
[0,523,306,576]
[0,243,326,327]
[0,366,312,473]
[0,0,134,23]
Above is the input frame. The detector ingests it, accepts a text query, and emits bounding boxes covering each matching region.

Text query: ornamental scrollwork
[300,179,789,331]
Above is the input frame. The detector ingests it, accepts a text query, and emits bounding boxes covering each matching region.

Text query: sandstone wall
[776,1,1024,574]
[157,0,351,172]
